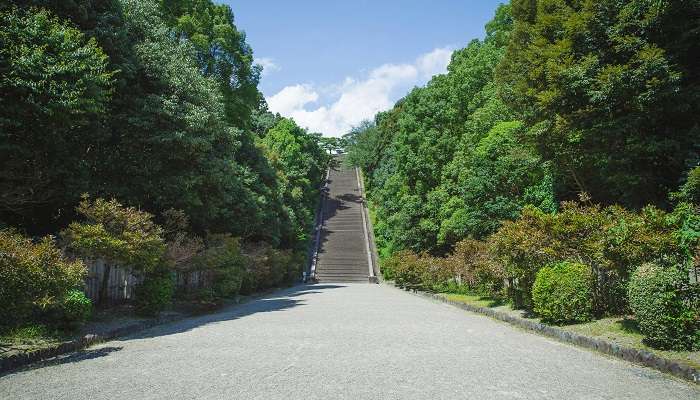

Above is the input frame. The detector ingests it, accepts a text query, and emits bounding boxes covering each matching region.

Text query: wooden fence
[84,259,141,305]
[83,259,215,304]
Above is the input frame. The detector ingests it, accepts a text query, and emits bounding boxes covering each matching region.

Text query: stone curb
[386,282,699,385]
[0,313,183,375]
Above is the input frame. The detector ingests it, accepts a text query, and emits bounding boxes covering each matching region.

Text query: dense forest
[0,0,327,246]
[347,1,700,350]
[1,0,327,326]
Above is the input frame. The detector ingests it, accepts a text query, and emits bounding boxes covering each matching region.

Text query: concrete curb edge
[0,285,287,375]
[0,313,183,375]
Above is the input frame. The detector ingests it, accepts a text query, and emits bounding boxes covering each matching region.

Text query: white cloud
[416,47,454,78]
[256,57,280,76]
[267,84,318,115]
[266,47,453,137]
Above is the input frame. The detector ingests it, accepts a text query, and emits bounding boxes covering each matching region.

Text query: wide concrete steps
[314,163,371,284]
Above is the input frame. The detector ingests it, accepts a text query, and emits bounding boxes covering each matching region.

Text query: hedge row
[382,199,700,350]
[1,197,306,331]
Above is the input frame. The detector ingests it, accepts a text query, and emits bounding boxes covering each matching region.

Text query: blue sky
[223,0,505,136]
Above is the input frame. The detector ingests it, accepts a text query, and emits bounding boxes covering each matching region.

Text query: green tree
[159,0,262,128]
[349,4,540,255]
[0,6,113,229]
[498,0,700,207]
[261,118,328,249]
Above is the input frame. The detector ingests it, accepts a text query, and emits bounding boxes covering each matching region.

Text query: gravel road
[1,283,698,400]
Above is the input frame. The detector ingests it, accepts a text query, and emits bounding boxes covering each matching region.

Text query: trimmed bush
[532,262,594,324]
[490,201,682,313]
[628,263,699,350]
[0,230,86,328]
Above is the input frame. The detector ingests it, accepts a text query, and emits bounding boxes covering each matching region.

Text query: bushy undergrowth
[198,235,245,299]
[380,196,699,350]
[0,230,87,329]
[135,268,175,316]
[489,201,681,313]
[240,243,301,295]
[532,262,594,324]
[628,263,699,350]
[53,289,93,328]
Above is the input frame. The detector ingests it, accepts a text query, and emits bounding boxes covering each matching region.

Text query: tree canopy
[347,1,699,258]
[0,0,327,256]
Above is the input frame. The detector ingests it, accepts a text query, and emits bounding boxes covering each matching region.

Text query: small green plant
[532,262,594,324]
[52,290,93,328]
[628,263,699,350]
[384,250,430,289]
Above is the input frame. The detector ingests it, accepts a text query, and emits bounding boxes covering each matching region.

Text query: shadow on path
[2,284,344,376]
[126,284,344,341]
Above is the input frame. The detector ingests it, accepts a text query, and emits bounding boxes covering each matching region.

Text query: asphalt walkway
[1,284,697,399]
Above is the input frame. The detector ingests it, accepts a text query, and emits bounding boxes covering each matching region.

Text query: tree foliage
[0,0,327,255]
[498,0,700,207]
[261,118,328,249]
[0,6,113,227]
[348,4,554,255]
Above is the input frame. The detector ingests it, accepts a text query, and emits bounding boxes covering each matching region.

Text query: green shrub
[135,268,175,316]
[62,197,166,271]
[0,230,86,328]
[62,197,167,306]
[490,201,682,313]
[53,290,92,328]
[240,243,299,294]
[671,166,700,205]
[384,250,430,289]
[196,235,245,299]
[532,262,594,324]
[628,263,699,350]
[442,239,504,295]
[489,206,557,309]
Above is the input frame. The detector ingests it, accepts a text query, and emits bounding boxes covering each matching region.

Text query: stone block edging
[0,286,284,375]
[387,282,699,384]
[0,313,183,375]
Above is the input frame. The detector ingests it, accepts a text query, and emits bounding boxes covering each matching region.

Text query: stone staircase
[314,161,372,283]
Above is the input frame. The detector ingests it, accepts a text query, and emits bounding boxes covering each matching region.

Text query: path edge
[384,281,700,384]
[0,313,182,375]
[0,286,287,375]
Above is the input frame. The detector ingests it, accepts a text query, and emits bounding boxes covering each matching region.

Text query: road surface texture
[1,284,698,399]
[315,161,372,282]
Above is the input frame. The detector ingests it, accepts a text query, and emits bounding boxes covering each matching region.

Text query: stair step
[316,266,366,272]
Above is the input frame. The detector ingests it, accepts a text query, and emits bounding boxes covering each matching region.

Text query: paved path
[1,284,698,400]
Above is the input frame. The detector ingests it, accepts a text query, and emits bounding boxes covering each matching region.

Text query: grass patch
[0,324,68,355]
[444,293,504,308]
[440,291,700,370]
[565,317,700,369]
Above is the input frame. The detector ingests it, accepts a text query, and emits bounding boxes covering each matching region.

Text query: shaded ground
[1,284,698,400]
